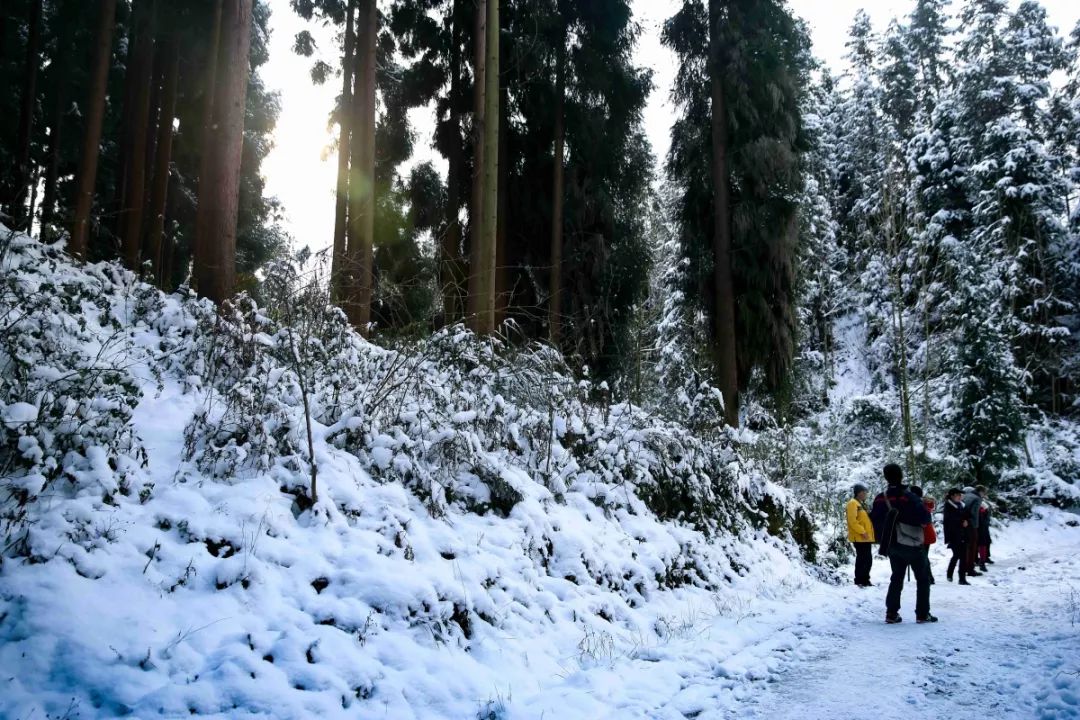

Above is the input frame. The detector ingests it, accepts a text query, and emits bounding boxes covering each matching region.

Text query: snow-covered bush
[0,230,147,554]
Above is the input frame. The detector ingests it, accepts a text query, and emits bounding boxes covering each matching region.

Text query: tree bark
[193,0,224,284]
[41,73,66,238]
[330,0,356,304]
[467,0,487,328]
[7,0,42,229]
[494,83,509,328]
[194,0,253,304]
[474,0,499,335]
[146,39,178,287]
[70,0,117,258]
[119,0,156,270]
[709,0,739,428]
[441,0,465,324]
[548,22,566,344]
[345,0,376,333]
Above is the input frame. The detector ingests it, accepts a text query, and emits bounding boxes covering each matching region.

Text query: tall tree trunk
[146,39,178,286]
[193,0,224,285]
[467,0,487,328]
[119,0,156,270]
[473,0,499,335]
[41,75,66,238]
[709,0,739,428]
[345,0,375,333]
[330,0,356,304]
[194,0,253,304]
[548,23,566,344]
[27,166,40,232]
[7,0,42,229]
[441,0,464,324]
[494,84,509,328]
[161,176,178,289]
[70,0,117,258]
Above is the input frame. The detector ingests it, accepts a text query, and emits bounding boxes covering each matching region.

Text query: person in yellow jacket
[846,484,876,587]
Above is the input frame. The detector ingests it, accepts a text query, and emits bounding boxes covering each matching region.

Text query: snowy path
[704,510,1080,720]
[513,508,1080,720]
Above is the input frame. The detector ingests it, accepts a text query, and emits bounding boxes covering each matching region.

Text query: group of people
[844,463,994,624]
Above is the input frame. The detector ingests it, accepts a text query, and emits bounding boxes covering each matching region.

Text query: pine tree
[908,0,950,115]
[70,0,117,258]
[194,0,254,303]
[665,0,808,421]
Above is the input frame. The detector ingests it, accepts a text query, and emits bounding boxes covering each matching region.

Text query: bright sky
[261,0,1080,256]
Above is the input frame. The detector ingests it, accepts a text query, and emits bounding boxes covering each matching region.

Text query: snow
[2,221,1079,720]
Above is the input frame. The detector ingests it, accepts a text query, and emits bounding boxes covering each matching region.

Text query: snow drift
[0,227,814,719]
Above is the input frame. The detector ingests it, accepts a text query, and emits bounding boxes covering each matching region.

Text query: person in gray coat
[962,485,984,576]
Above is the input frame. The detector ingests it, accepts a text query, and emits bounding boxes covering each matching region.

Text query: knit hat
[853,483,868,497]
[962,486,975,493]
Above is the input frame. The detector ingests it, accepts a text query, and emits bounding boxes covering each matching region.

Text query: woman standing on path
[846,484,875,587]
[944,488,970,585]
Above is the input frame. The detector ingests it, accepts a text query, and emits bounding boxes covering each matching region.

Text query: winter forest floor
[2,231,1080,719]
[630,508,1080,720]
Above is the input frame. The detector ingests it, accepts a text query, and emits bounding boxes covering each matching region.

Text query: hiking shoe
[916,614,938,623]
[886,613,903,624]
[968,571,982,577]
[985,558,995,564]
[979,565,988,572]
[958,580,971,585]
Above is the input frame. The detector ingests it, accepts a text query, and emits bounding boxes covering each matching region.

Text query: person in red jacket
[910,487,937,585]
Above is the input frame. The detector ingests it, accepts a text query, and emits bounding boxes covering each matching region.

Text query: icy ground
[632,507,1080,720]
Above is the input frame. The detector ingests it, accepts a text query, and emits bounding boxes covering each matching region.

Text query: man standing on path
[870,464,936,624]
[846,484,875,587]
[962,485,984,577]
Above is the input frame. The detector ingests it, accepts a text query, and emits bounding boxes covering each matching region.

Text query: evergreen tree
[907,0,950,115]
[664,0,808,419]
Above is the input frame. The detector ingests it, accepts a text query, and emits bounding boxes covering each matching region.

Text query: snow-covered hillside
[0,228,817,719]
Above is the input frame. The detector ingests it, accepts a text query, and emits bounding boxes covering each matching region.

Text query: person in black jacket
[869,463,935,624]
[943,487,970,585]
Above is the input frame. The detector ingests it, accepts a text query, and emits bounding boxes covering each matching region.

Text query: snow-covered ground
[2,230,1078,720]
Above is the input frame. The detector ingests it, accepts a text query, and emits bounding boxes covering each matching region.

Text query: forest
[0,0,1079,716]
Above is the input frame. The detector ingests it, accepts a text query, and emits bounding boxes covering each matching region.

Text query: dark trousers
[886,543,931,617]
[853,542,873,584]
[922,544,935,582]
[965,526,979,572]
[947,543,967,581]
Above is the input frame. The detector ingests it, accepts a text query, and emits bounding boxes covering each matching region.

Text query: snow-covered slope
[0,228,814,719]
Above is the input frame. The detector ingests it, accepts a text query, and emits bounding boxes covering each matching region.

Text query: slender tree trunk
[346,0,375,333]
[548,23,566,344]
[194,0,253,304]
[70,0,117,258]
[709,0,739,428]
[0,0,8,61]
[441,0,464,324]
[41,76,66,238]
[161,177,178,289]
[146,39,178,286]
[193,0,224,285]
[331,0,356,304]
[494,84,509,328]
[474,0,499,335]
[120,0,156,270]
[27,166,40,232]
[7,0,43,229]
[467,0,487,328]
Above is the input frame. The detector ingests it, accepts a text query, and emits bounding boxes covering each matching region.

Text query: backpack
[877,490,924,556]
[877,495,899,557]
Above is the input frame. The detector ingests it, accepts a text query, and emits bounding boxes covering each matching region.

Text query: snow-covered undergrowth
[746,311,1080,567]
[0,228,814,719]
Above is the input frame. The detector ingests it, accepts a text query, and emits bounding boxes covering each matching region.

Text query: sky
[261,0,1080,256]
